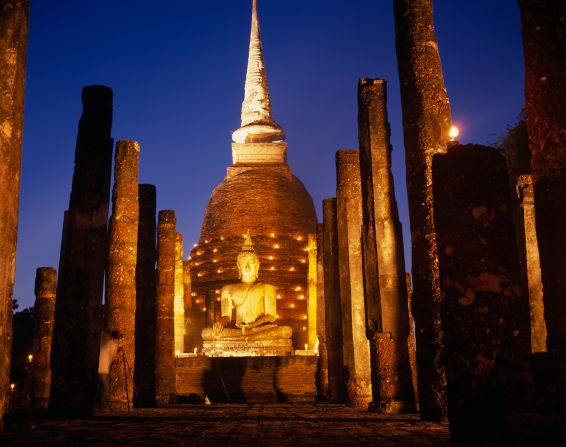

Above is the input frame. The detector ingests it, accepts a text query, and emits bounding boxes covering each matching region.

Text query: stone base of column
[368,332,415,413]
[155,393,176,405]
[346,378,372,408]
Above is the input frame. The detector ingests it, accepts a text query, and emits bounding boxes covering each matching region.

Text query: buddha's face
[237,254,260,283]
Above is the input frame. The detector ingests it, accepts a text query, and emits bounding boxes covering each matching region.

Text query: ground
[1,403,449,446]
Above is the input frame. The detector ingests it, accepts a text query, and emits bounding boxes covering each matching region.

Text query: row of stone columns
[26,86,190,414]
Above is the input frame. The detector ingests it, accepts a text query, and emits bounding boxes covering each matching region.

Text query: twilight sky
[15,0,525,309]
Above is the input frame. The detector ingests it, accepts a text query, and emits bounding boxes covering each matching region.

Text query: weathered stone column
[406,273,419,405]
[518,0,566,355]
[182,260,192,351]
[155,210,176,404]
[104,140,140,411]
[393,0,452,420]
[336,150,372,408]
[31,267,57,411]
[432,144,530,445]
[517,175,546,353]
[307,233,318,350]
[174,233,185,354]
[0,0,29,428]
[315,224,328,399]
[322,199,345,403]
[358,78,414,412]
[134,184,157,407]
[50,85,114,416]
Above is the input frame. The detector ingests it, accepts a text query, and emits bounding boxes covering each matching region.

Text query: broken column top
[158,210,176,225]
[336,150,361,189]
[34,267,57,297]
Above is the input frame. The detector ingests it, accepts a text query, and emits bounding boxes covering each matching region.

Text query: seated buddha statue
[201,232,292,342]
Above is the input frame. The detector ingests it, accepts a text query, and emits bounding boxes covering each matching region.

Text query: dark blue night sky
[15,0,524,309]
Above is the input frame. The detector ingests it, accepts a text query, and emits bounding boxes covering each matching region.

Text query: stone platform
[176,355,317,403]
[202,338,294,357]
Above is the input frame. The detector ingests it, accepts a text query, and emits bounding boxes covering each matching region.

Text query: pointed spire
[241,0,271,126]
[233,0,285,144]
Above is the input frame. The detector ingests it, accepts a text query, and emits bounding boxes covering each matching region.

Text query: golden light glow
[300,259,306,264]
[204,239,209,244]
[176,349,181,356]
[276,294,281,299]
[270,233,275,238]
[193,243,197,248]
[274,244,280,249]
[302,314,307,320]
[213,248,218,253]
[302,326,306,331]
[28,354,33,362]
[270,266,275,271]
[215,290,220,294]
[213,259,218,263]
[299,294,305,300]
[276,314,279,319]
[268,256,274,260]
[294,286,302,291]
[290,303,295,308]
[220,237,225,241]
[304,344,308,351]
[202,307,207,312]
[191,292,197,297]
[195,299,201,304]
[296,236,303,241]
[216,297,221,301]
[449,125,459,140]
[289,267,295,272]
[188,256,192,260]
[196,251,203,256]
[197,272,203,277]
[193,347,198,354]
[216,269,222,273]
[10,383,15,391]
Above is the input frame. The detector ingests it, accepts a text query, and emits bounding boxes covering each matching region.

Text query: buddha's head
[237,231,260,283]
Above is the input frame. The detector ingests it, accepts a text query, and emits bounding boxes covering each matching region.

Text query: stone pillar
[134,184,157,407]
[307,233,317,350]
[0,0,29,428]
[432,144,530,445]
[155,210,176,404]
[406,273,419,406]
[315,224,328,399]
[104,140,139,411]
[182,260,192,351]
[322,199,345,402]
[31,267,57,411]
[393,0,452,420]
[174,233,185,354]
[517,175,546,353]
[335,150,372,408]
[358,78,414,412]
[50,85,114,416]
[518,0,566,355]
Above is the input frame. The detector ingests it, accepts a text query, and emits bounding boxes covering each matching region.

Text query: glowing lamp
[28,354,33,363]
[449,125,459,141]
[304,344,308,351]
[10,383,15,391]
[176,350,181,356]
[193,347,198,354]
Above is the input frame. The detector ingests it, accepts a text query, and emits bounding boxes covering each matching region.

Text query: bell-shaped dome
[200,168,317,241]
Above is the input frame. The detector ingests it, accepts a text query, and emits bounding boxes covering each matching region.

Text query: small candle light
[449,125,459,141]
[304,344,308,351]
[176,350,181,356]
[193,347,198,355]
[10,383,15,391]
[28,354,33,363]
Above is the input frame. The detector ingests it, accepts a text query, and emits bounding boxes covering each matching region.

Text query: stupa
[188,0,317,350]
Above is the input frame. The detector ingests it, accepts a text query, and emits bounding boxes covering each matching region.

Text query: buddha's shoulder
[252,282,276,293]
